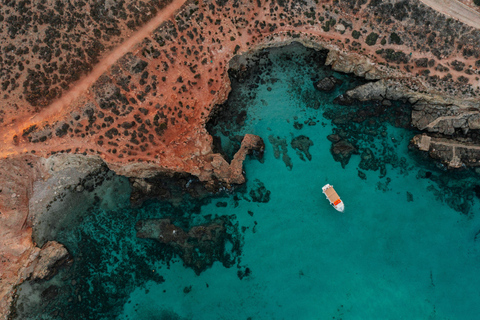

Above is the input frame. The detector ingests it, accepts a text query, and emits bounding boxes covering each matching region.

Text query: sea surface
[14,43,480,319]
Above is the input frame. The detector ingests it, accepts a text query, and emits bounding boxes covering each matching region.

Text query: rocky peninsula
[1,0,480,317]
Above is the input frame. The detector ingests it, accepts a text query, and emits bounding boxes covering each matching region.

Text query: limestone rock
[31,241,70,281]
[333,94,355,106]
[335,24,346,32]
[411,134,480,168]
[411,103,480,134]
[314,76,343,92]
[345,79,412,102]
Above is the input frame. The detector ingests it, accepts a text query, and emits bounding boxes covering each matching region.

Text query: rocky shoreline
[1,38,480,320]
[344,77,480,169]
[0,38,478,320]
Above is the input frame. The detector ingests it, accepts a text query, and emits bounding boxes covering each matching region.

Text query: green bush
[322,18,336,32]
[474,0,480,6]
[365,32,379,46]
[389,32,402,44]
[352,30,361,39]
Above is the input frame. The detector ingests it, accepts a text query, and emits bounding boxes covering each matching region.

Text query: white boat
[322,184,344,212]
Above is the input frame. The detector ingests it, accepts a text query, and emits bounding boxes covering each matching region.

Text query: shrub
[389,32,402,44]
[352,30,361,39]
[365,32,379,46]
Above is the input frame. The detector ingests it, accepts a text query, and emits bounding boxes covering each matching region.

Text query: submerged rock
[249,179,271,203]
[291,135,314,161]
[136,217,240,275]
[359,148,379,171]
[407,191,414,202]
[330,139,357,168]
[268,135,292,170]
[333,94,355,106]
[314,76,343,92]
[358,170,367,180]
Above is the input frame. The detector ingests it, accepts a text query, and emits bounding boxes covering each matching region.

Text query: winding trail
[2,0,187,141]
[419,0,480,29]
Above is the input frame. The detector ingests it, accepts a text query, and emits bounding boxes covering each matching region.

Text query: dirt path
[420,0,480,29]
[2,0,187,141]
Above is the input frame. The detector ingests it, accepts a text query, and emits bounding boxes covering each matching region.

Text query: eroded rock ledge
[411,134,480,168]
[345,79,480,168]
[0,154,117,316]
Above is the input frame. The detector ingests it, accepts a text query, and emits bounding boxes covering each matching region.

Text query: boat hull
[334,201,344,212]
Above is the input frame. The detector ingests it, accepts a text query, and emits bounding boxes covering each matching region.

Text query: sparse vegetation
[365,32,379,46]
[389,32,402,45]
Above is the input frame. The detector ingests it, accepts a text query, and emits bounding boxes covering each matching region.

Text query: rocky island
[1,0,480,317]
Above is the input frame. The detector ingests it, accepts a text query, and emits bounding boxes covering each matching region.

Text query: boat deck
[324,186,340,205]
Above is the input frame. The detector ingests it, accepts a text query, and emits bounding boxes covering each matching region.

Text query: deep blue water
[14,43,480,319]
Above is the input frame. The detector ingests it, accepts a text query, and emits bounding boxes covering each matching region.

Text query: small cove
[12,42,480,320]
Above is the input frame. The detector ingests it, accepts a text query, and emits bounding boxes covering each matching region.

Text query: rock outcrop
[411,104,480,135]
[346,79,480,167]
[0,154,108,316]
[411,134,480,168]
[197,134,265,189]
[325,49,388,80]
[314,76,343,92]
[29,241,70,281]
[346,79,480,108]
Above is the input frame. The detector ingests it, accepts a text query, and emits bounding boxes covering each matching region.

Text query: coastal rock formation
[314,76,343,92]
[325,49,386,80]
[411,104,480,135]
[29,241,70,281]
[411,134,480,168]
[0,154,109,315]
[225,134,265,185]
[136,217,240,274]
[347,79,480,166]
[345,79,417,103]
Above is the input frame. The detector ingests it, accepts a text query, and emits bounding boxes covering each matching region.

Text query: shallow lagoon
[14,43,480,319]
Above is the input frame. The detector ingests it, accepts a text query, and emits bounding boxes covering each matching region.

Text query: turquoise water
[14,43,480,319]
